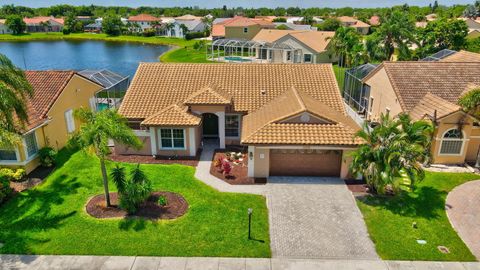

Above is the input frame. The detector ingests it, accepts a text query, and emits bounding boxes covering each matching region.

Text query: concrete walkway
[446,180,480,260]
[194,141,265,195]
[1,255,479,270]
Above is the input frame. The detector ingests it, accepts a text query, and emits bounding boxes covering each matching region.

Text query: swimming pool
[224,56,252,62]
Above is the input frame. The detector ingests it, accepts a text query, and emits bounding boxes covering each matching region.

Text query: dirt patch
[209,149,264,185]
[86,191,188,220]
[344,179,370,196]
[108,148,200,167]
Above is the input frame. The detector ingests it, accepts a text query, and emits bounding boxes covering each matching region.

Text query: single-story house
[362,61,480,164]
[223,16,275,40]
[156,18,206,38]
[0,71,103,173]
[337,16,370,35]
[252,29,336,63]
[23,17,64,32]
[117,63,361,179]
[0,19,12,34]
[84,22,102,33]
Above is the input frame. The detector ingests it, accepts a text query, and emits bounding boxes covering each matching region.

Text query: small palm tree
[459,87,480,167]
[72,108,142,207]
[111,164,152,213]
[0,53,33,146]
[179,24,189,37]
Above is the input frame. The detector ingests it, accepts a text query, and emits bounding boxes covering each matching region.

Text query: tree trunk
[100,157,111,207]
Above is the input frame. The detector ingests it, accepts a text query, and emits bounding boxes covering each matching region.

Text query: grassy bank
[0,149,270,257]
[357,171,478,261]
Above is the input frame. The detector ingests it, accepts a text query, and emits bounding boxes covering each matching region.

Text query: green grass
[332,64,347,92]
[0,32,196,47]
[0,149,270,257]
[357,171,479,261]
[160,46,212,63]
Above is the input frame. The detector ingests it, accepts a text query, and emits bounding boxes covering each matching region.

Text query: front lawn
[0,149,270,257]
[357,171,478,261]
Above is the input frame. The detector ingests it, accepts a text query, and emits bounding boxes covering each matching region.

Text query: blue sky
[0,0,473,8]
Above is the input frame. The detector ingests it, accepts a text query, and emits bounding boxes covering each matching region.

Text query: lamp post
[248,208,253,240]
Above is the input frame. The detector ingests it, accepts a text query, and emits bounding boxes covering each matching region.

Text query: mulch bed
[9,166,54,192]
[108,148,200,167]
[209,149,264,185]
[86,191,189,220]
[344,179,371,196]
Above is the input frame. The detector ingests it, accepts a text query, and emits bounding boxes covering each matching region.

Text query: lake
[0,40,172,78]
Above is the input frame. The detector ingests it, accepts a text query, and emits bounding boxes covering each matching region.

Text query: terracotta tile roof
[141,104,201,126]
[183,86,231,105]
[119,63,344,120]
[128,14,160,22]
[252,29,334,53]
[22,71,75,131]
[369,15,380,26]
[23,16,64,25]
[409,93,462,121]
[440,50,480,62]
[365,62,480,112]
[224,16,274,27]
[337,16,370,28]
[175,14,202,21]
[211,24,226,37]
[241,87,361,145]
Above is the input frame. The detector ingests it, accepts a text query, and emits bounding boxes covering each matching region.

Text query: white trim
[437,128,467,156]
[247,146,255,177]
[256,145,356,150]
[189,127,196,156]
[215,112,226,149]
[134,130,150,137]
[158,128,187,150]
[149,127,157,156]
[23,132,39,160]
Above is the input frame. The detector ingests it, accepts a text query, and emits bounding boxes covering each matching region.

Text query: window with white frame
[303,54,312,63]
[0,148,17,161]
[65,109,75,133]
[24,132,38,158]
[159,128,185,149]
[440,129,464,155]
[225,115,240,137]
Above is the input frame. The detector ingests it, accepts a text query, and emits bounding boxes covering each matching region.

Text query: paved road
[446,180,480,260]
[266,177,378,259]
[2,255,479,270]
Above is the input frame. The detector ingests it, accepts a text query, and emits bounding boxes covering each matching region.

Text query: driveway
[266,176,378,259]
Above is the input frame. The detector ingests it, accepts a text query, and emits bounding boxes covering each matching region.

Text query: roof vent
[261,89,266,95]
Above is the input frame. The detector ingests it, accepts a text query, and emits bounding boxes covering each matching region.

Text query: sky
[0,0,474,8]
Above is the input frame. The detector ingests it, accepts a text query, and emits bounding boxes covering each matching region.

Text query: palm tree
[350,113,433,194]
[179,24,189,38]
[72,108,142,207]
[458,87,480,167]
[0,53,33,147]
[328,27,362,68]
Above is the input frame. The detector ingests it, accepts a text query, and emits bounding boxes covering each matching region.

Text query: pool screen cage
[420,49,457,61]
[208,38,302,63]
[343,63,378,114]
[79,69,129,110]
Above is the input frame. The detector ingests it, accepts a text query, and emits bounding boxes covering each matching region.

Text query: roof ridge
[291,87,306,112]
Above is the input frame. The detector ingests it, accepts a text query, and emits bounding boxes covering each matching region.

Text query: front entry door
[203,113,219,138]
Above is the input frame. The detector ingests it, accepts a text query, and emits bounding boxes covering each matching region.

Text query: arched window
[440,129,464,155]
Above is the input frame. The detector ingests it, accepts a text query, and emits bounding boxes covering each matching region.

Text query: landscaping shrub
[0,176,12,204]
[142,29,156,37]
[111,164,153,214]
[185,31,207,40]
[62,27,71,35]
[158,195,167,206]
[0,168,26,182]
[39,147,58,167]
[222,160,232,176]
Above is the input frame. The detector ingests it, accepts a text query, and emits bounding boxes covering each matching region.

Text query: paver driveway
[266,176,378,259]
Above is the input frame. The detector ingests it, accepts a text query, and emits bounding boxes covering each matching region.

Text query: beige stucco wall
[44,75,102,150]
[225,25,267,40]
[466,127,480,162]
[253,147,270,178]
[365,67,403,121]
[115,134,152,156]
[340,150,354,179]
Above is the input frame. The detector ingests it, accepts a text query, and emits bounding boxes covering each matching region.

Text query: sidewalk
[1,255,479,270]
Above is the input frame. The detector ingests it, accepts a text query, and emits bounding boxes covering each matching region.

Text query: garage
[269,149,342,176]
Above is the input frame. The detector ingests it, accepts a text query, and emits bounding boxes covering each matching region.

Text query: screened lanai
[79,69,129,110]
[421,49,457,61]
[208,38,302,63]
[343,63,378,114]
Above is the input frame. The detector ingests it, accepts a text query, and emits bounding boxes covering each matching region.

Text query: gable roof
[241,87,361,145]
[223,16,274,27]
[409,93,462,121]
[337,16,370,28]
[23,16,64,25]
[141,104,201,126]
[183,86,231,105]
[128,14,160,22]
[175,14,202,21]
[119,63,344,120]
[252,29,334,53]
[363,62,480,112]
[440,50,480,62]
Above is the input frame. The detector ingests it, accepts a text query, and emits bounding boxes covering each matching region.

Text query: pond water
[0,40,172,78]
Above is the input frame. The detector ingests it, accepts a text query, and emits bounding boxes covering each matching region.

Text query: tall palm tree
[328,26,362,67]
[458,87,480,167]
[0,53,33,147]
[72,108,142,207]
[350,113,432,194]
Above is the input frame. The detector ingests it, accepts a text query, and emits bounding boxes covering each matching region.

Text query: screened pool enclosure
[342,63,378,114]
[79,69,129,110]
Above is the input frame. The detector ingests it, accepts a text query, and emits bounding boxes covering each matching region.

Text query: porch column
[188,127,196,156]
[215,111,226,149]
[149,127,157,156]
[247,146,255,177]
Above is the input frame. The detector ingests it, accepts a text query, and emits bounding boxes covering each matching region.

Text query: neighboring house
[459,18,480,39]
[337,16,370,35]
[369,15,380,26]
[128,14,160,32]
[439,50,480,62]
[84,22,102,33]
[0,19,12,34]
[118,63,361,179]
[223,16,275,40]
[23,17,64,32]
[273,22,317,31]
[281,16,305,24]
[0,71,103,173]
[362,62,480,164]
[157,18,206,38]
[252,29,335,63]
[468,29,480,39]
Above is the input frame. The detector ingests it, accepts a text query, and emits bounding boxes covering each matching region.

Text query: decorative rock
[417,240,427,245]
[438,246,450,254]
